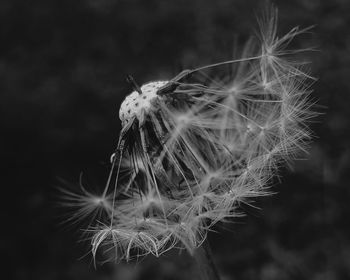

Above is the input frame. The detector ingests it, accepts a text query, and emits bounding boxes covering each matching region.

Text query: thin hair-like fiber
[62,7,315,264]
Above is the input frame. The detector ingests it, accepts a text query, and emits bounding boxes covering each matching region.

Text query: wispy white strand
[64,7,315,263]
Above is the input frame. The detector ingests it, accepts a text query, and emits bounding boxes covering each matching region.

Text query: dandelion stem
[193,239,221,280]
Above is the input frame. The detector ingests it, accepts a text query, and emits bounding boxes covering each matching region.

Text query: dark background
[1,0,349,279]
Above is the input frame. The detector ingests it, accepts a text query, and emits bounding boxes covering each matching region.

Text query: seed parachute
[64,7,315,263]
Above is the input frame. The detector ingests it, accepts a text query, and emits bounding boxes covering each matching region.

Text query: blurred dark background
[1,0,349,279]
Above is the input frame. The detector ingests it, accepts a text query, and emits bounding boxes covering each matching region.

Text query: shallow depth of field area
[1,0,348,280]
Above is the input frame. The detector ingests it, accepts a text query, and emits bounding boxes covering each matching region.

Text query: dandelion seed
[64,7,315,264]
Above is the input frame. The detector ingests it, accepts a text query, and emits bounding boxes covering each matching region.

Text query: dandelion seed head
[119,81,168,125]
[65,6,316,263]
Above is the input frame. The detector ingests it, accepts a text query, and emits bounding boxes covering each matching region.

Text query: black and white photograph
[1,0,348,279]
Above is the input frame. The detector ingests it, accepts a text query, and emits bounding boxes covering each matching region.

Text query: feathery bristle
[64,7,315,263]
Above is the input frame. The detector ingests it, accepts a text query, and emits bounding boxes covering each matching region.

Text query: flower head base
[119,81,168,126]
[66,8,315,263]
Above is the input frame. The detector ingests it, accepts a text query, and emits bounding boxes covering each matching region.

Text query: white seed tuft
[64,7,316,263]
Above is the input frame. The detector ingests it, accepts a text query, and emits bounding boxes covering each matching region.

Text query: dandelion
[64,6,315,276]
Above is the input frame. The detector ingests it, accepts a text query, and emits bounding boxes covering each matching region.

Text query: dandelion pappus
[63,6,316,263]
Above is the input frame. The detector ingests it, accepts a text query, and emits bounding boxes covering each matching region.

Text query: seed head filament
[68,8,315,262]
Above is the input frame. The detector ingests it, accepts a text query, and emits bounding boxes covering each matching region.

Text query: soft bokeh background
[1,0,349,279]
